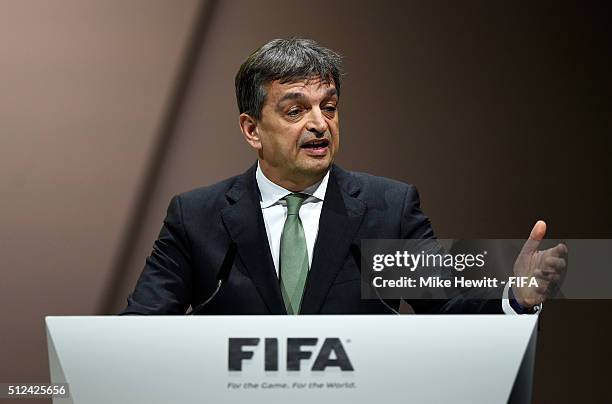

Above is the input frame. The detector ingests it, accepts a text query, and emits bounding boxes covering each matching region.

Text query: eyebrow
[277,88,338,104]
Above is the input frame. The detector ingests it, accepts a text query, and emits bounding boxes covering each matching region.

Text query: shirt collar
[255,161,329,208]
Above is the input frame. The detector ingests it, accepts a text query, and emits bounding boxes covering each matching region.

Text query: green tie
[280,193,309,315]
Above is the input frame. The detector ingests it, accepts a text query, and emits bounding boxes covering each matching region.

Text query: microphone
[187,242,237,315]
[349,243,400,315]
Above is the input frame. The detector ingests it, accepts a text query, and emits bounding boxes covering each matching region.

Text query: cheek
[330,122,340,148]
[329,118,339,136]
[267,130,300,158]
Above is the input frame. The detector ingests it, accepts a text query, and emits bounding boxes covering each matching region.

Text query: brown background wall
[0,0,201,389]
[1,1,610,403]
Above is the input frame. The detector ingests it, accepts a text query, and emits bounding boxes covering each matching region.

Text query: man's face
[249,77,340,188]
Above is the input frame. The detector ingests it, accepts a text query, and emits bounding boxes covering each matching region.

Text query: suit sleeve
[400,186,504,314]
[121,195,192,314]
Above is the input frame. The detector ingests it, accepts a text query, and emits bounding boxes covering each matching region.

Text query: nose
[306,108,327,136]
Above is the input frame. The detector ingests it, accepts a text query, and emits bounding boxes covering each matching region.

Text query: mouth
[300,138,330,155]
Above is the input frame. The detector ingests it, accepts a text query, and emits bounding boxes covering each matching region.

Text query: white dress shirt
[256,162,329,276]
[255,162,528,315]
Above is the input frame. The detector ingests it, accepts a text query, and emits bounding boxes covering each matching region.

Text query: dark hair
[235,38,343,120]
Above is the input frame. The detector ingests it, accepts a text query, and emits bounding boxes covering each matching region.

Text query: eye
[287,108,302,117]
[323,105,337,114]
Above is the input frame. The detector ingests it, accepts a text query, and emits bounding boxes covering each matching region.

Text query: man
[123,38,566,315]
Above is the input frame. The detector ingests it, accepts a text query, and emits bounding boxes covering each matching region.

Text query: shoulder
[332,165,419,204]
[332,165,433,237]
[171,165,254,214]
[177,175,239,203]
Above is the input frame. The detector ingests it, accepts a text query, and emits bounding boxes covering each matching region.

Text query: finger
[531,220,547,240]
[542,255,567,271]
[534,268,561,282]
[519,220,547,256]
[549,243,568,258]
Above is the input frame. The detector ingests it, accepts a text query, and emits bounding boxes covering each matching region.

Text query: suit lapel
[300,166,366,314]
[220,164,286,314]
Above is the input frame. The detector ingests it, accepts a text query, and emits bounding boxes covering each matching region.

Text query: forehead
[264,77,337,103]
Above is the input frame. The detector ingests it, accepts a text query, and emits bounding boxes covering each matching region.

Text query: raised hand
[512,220,568,308]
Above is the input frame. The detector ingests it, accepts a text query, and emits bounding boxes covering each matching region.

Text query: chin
[304,159,332,174]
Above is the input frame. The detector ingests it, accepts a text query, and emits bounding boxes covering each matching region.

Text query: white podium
[46,315,537,404]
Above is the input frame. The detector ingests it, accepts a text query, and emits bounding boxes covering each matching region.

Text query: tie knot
[284,193,307,215]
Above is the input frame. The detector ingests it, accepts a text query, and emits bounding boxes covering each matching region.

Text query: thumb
[519,220,547,256]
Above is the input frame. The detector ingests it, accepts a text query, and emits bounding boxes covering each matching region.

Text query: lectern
[46,315,537,403]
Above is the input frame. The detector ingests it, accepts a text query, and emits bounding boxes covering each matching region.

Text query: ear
[239,113,262,150]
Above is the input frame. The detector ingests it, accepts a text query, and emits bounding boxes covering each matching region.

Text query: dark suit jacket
[123,164,503,315]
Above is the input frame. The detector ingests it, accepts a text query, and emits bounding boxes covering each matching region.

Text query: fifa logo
[228,338,354,371]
